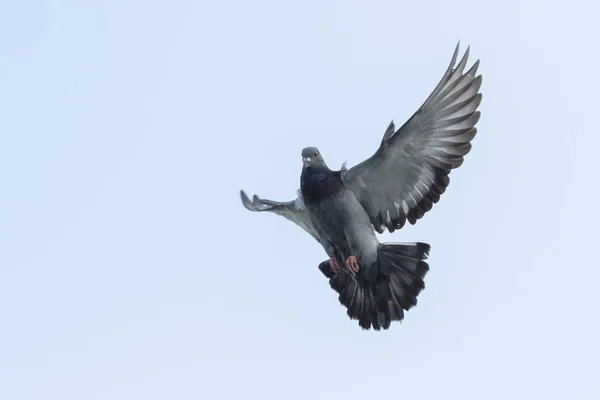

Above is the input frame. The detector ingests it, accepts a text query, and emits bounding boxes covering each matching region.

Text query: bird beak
[302,156,311,166]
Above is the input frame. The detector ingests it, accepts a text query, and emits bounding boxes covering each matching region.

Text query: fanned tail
[319,242,430,330]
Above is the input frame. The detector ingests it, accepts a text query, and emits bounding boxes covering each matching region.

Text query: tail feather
[390,274,418,310]
[339,276,356,310]
[375,276,392,303]
[388,296,405,321]
[319,242,431,331]
[380,242,430,260]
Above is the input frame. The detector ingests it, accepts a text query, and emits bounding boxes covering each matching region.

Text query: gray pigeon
[241,43,482,330]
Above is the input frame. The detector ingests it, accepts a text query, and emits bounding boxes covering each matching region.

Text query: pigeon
[240,43,482,330]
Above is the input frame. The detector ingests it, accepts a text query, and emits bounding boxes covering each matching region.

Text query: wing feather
[341,43,482,233]
[240,190,321,242]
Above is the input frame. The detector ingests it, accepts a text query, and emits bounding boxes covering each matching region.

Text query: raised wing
[342,43,482,233]
[240,190,321,242]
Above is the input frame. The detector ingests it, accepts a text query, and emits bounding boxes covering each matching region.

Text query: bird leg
[329,257,343,274]
[345,255,360,273]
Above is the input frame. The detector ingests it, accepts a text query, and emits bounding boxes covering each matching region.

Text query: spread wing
[341,43,482,233]
[240,190,321,242]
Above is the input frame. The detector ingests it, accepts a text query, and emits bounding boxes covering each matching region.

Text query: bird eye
[314,152,318,157]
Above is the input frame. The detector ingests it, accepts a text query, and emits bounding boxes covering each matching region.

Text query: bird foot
[345,255,360,273]
[329,257,343,273]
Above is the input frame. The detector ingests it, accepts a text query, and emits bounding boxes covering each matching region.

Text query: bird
[240,43,482,330]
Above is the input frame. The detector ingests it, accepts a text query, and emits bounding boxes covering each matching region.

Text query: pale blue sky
[1,1,599,399]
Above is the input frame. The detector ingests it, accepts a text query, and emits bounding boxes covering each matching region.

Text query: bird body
[300,162,379,274]
[241,43,482,330]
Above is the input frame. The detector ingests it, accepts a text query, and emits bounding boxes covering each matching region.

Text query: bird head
[301,146,325,169]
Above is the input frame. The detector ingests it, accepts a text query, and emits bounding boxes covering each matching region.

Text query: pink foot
[329,257,343,274]
[345,255,360,273]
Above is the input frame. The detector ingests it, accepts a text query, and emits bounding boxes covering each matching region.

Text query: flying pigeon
[240,43,482,330]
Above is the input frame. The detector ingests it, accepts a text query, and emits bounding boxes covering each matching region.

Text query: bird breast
[300,170,344,204]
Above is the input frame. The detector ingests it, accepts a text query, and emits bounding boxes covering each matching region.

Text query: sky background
[1,0,599,399]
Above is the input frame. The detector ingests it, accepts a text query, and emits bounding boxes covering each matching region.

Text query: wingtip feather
[240,190,256,211]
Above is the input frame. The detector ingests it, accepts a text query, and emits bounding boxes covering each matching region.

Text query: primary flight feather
[241,43,482,330]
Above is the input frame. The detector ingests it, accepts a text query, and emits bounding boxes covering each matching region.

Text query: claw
[329,257,343,273]
[345,255,360,273]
